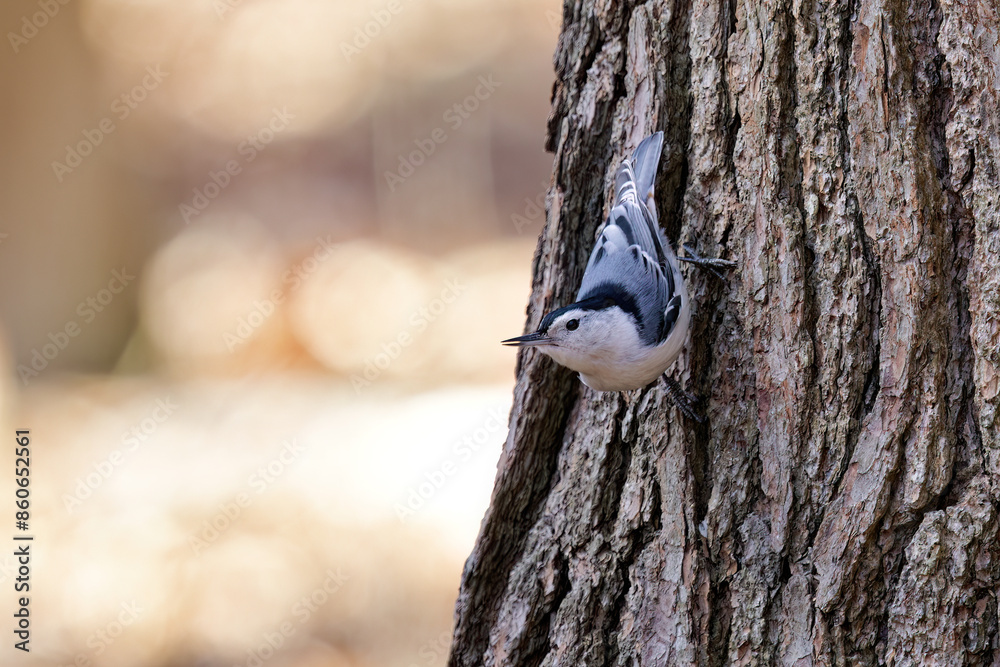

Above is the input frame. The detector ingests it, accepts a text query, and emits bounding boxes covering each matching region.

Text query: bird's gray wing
[576,200,680,346]
[605,132,668,268]
[576,132,681,345]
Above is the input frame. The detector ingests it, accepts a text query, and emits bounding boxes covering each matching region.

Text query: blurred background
[0,0,560,665]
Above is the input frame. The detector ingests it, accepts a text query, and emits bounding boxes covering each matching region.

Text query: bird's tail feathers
[630,131,664,203]
[614,161,637,204]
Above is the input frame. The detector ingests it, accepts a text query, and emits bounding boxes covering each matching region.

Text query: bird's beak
[501,331,551,347]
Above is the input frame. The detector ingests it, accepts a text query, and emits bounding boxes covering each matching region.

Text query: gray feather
[577,131,679,346]
[630,131,664,223]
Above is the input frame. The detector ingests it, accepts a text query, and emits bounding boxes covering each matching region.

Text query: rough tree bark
[449,0,1000,664]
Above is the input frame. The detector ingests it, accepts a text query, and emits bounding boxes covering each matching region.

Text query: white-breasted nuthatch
[503,132,733,419]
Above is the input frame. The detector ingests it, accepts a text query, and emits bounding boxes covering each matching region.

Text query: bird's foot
[678,244,737,280]
[662,375,706,424]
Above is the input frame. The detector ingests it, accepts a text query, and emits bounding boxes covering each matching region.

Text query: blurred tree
[0,1,153,375]
[449,0,1000,665]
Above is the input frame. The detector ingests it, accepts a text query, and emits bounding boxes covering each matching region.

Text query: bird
[502,131,733,420]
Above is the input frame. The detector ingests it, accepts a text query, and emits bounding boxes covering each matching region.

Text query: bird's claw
[662,375,706,424]
[678,244,737,280]
[679,256,738,269]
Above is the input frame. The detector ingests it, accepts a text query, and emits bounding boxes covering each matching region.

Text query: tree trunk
[449,0,1000,664]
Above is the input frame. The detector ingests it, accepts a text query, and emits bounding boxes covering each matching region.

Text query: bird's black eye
[566,319,579,331]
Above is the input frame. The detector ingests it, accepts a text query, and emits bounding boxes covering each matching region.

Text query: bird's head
[502,296,639,373]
